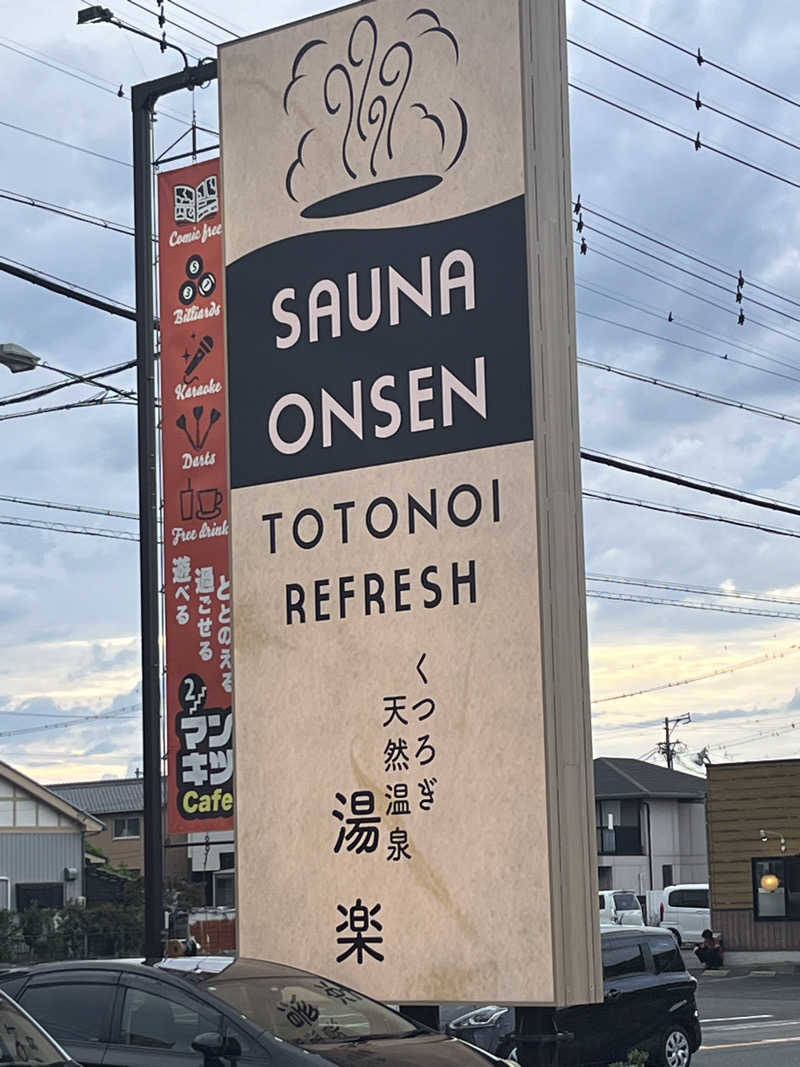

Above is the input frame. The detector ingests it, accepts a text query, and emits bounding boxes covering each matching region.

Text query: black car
[0,987,80,1066]
[451,927,701,1067]
[0,956,510,1067]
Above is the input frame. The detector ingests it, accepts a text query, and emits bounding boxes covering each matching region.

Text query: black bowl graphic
[301,174,442,219]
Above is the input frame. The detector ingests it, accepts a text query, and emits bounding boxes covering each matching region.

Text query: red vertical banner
[158,159,233,834]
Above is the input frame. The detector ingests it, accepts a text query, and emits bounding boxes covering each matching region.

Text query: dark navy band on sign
[226,195,533,489]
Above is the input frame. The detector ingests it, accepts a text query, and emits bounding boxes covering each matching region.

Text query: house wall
[92,809,189,882]
[0,832,84,910]
[597,798,707,892]
[707,759,800,952]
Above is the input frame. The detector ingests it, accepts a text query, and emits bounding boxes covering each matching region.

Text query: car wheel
[667,927,682,948]
[656,1025,692,1067]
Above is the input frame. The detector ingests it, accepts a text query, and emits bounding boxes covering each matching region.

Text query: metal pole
[131,58,217,960]
[132,83,162,962]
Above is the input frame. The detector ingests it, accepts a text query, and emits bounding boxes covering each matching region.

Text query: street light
[0,343,40,374]
[0,343,135,399]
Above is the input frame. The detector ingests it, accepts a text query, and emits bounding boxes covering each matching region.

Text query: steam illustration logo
[284,8,467,219]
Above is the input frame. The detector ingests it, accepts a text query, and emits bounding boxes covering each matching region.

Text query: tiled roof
[50,776,166,815]
[594,757,706,800]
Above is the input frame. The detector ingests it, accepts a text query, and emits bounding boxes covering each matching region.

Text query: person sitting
[694,929,723,969]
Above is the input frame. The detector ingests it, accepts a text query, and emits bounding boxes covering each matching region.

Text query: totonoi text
[262,478,501,624]
[268,250,485,455]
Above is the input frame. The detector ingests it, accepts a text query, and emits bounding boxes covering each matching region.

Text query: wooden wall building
[707,758,800,954]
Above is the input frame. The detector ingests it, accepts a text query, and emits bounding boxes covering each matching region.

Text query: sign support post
[131,59,216,959]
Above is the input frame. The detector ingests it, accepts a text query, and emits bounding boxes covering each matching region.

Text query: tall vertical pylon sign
[220,0,600,1005]
[158,159,234,835]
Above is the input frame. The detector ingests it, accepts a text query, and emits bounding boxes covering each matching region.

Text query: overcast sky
[2,0,800,783]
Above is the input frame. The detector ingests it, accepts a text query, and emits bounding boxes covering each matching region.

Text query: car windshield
[613,893,639,911]
[0,998,70,1066]
[203,974,419,1045]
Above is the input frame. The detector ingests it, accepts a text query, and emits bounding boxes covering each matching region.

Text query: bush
[610,1051,649,1066]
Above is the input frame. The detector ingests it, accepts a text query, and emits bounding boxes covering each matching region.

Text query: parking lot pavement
[694,971,800,1066]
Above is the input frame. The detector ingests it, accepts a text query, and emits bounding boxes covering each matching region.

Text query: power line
[582,449,800,519]
[0,187,134,236]
[0,33,216,134]
[578,357,800,427]
[0,516,138,542]
[0,117,130,167]
[0,704,140,739]
[588,589,800,621]
[577,302,800,386]
[584,490,800,541]
[0,359,136,408]
[581,0,800,111]
[570,82,800,192]
[576,224,800,329]
[0,396,134,421]
[576,238,800,349]
[587,573,800,608]
[577,199,800,312]
[0,495,137,522]
[591,643,800,705]
[0,258,136,322]
[167,0,237,38]
[568,39,800,154]
[124,0,219,48]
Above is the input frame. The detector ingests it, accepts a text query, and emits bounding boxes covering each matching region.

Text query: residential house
[0,760,102,911]
[594,757,708,895]
[50,777,189,883]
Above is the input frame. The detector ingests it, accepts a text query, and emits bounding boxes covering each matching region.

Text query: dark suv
[449,927,701,1067]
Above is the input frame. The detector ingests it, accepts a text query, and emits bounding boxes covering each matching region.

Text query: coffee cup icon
[197,488,223,520]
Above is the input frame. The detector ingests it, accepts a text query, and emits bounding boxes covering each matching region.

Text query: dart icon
[176,406,222,451]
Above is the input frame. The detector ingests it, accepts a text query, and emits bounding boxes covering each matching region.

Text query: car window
[0,996,69,1067]
[667,890,685,908]
[613,893,639,911]
[204,976,418,1045]
[648,935,684,974]
[21,983,114,1044]
[602,940,647,980]
[684,889,708,908]
[119,987,223,1052]
[598,895,605,910]
[0,977,26,1001]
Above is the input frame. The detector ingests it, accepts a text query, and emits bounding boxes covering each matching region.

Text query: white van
[598,889,644,927]
[659,884,710,946]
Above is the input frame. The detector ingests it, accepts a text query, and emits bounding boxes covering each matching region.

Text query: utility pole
[658,712,691,769]
[131,57,217,960]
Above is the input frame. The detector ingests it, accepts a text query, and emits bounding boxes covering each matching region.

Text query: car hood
[292,1031,499,1067]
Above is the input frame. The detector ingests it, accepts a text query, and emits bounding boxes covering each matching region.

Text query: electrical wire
[588,589,800,621]
[578,299,800,386]
[0,187,134,236]
[568,39,800,154]
[578,357,800,427]
[570,82,800,192]
[0,396,134,421]
[583,490,800,541]
[167,0,237,38]
[576,224,800,328]
[576,239,800,349]
[582,449,800,519]
[576,199,800,312]
[124,0,219,48]
[0,516,138,542]
[591,643,800,705]
[0,704,140,738]
[587,573,800,608]
[0,117,130,167]
[581,0,800,111]
[0,495,137,521]
[0,359,136,408]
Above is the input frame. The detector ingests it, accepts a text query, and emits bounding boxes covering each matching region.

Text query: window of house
[598,865,613,891]
[662,864,674,888]
[596,799,642,855]
[114,816,141,839]
[753,857,800,920]
[214,871,235,908]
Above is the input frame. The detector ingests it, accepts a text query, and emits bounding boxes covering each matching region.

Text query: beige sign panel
[220,0,600,1005]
